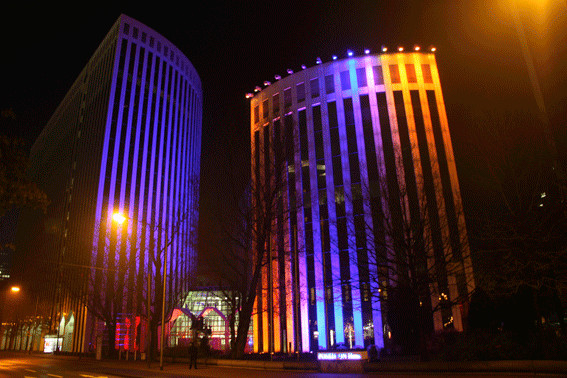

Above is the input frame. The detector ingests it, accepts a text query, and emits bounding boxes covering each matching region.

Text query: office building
[249,48,474,352]
[10,14,202,353]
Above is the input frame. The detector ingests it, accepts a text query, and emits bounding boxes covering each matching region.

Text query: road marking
[48,374,63,378]
[25,369,37,372]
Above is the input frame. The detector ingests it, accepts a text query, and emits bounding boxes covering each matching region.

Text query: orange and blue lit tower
[249,47,474,352]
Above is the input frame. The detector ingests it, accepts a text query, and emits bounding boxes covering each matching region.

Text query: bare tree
[466,112,567,333]
[199,116,294,358]
[60,211,195,358]
[327,168,475,355]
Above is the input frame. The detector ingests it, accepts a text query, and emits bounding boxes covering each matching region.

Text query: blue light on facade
[250,46,474,355]
[19,14,202,353]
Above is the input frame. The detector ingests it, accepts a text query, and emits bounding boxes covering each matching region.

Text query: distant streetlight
[112,211,169,370]
[11,286,21,293]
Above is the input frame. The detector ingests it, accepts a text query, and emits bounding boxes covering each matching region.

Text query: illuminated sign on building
[44,337,63,353]
[317,351,367,360]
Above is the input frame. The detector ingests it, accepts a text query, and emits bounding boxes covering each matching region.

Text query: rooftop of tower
[245,45,437,99]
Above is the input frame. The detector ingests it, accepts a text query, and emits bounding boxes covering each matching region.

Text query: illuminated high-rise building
[249,49,474,353]
[11,14,202,353]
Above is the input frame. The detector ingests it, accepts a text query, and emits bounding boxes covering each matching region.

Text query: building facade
[168,290,253,353]
[250,49,474,353]
[13,14,202,353]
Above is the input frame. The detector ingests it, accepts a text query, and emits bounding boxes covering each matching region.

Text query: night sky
[2,1,567,249]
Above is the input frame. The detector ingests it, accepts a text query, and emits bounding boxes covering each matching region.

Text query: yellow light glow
[398,47,404,52]
[10,286,20,293]
[112,212,126,225]
[431,47,437,52]
[414,45,420,51]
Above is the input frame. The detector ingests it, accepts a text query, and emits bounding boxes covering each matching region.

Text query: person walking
[189,339,198,369]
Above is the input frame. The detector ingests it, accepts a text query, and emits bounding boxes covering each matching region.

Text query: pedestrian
[189,339,198,369]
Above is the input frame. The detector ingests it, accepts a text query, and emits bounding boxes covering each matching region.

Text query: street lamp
[112,211,169,370]
[5,286,21,350]
[112,212,127,225]
[6,286,37,352]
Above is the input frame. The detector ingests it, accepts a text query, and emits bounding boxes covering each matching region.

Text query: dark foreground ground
[1,351,567,377]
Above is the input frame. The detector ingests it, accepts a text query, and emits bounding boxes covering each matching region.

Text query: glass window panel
[356,67,367,87]
[297,82,305,103]
[340,70,351,90]
[310,78,320,98]
[389,65,400,83]
[373,66,384,85]
[325,74,335,94]
[405,64,417,83]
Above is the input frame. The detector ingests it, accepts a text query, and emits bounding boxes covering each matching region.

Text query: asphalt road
[1,352,566,378]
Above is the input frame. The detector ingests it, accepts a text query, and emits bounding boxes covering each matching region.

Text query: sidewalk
[365,359,567,374]
[18,352,567,376]
[96,357,567,376]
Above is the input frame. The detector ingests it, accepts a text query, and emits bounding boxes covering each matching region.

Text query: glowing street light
[11,286,21,293]
[112,212,126,225]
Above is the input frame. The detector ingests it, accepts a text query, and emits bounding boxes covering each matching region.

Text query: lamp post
[27,296,39,354]
[6,286,22,351]
[112,212,168,370]
[159,241,168,371]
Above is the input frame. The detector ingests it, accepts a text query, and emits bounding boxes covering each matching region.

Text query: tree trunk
[149,320,159,362]
[105,322,117,358]
[232,296,256,359]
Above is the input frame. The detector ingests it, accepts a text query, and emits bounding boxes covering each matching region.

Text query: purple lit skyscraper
[14,14,201,353]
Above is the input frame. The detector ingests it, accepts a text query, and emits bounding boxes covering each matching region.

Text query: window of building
[373,66,384,85]
[333,156,343,188]
[254,106,259,123]
[284,87,292,107]
[340,71,351,91]
[362,282,370,302]
[149,36,154,48]
[123,23,130,35]
[336,190,346,221]
[310,287,316,305]
[330,127,341,158]
[325,74,335,94]
[141,32,147,43]
[310,78,320,98]
[389,65,400,83]
[422,64,433,83]
[343,282,351,302]
[405,64,417,83]
[133,27,139,39]
[273,93,280,115]
[297,82,306,103]
[356,67,367,87]
[262,99,269,119]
